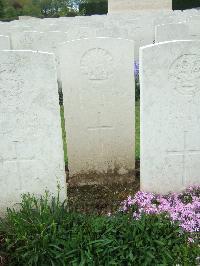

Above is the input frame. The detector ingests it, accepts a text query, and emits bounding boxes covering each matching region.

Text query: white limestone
[108,0,172,13]
[155,23,189,42]
[66,26,96,41]
[18,16,35,20]
[10,31,68,52]
[140,40,200,193]
[10,31,68,91]
[0,35,10,49]
[155,20,200,43]
[0,50,66,214]
[59,38,135,184]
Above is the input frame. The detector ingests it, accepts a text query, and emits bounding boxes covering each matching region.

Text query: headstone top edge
[140,40,200,51]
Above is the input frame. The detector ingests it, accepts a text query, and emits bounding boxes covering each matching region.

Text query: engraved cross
[167,131,200,185]
[0,141,35,189]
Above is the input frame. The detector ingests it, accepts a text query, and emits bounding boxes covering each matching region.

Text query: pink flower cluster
[120,186,200,234]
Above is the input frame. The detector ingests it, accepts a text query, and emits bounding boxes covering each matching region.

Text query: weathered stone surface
[0,51,66,214]
[140,40,200,193]
[10,31,68,92]
[108,0,172,13]
[66,26,96,41]
[155,23,189,42]
[0,35,10,49]
[59,38,135,185]
[10,31,67,52]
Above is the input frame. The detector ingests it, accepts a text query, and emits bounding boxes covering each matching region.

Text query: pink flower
[120,185,200,235]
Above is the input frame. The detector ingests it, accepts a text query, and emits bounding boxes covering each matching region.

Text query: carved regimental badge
[169,54,200,95]
[80,48,114,80]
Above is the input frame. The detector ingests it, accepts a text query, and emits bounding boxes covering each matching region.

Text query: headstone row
[0,10,200,215]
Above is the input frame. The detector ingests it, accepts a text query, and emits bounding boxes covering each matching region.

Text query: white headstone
[59,38,135,185]
[18,16,34,20]
[10,31,68,91]
[0,35,10,49]
[0,50,66,214]
[140,40,200,193]
[108,0,172,13]
[155,20,200,43]
[10,31,67,52]
[66,26,96,41]
[155,23,189,42]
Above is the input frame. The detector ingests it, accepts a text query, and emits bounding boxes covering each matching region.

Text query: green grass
[135,101,140,160]
[60,101,140,164]
[0,193,198,265]
[60,106,68,164]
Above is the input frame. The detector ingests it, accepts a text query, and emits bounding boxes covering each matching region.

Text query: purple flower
[120,185,200,239]
[134,61,139,79]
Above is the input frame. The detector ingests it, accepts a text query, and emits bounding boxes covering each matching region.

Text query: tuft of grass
[60,106,68,164]
[0,193,198,265]
[135,101,140,160]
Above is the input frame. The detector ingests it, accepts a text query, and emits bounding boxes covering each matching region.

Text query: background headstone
[0,35,10,49]
[108,0,172,13]
[155,23,189,42]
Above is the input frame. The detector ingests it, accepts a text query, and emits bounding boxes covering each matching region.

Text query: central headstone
[59,38,135,185]
[108,0,172,13]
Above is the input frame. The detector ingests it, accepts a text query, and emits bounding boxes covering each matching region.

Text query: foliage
[134,61,140,101]
[0,0,5,17]
[135,101,140,160]
[60,105,68,164]
[121,186,200,243]
[79,0,107,15]
[0,192,199,265]
[173,0,200,10]
[0,0,81,19]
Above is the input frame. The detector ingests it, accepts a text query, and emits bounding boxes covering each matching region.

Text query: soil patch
[68,160,140,215]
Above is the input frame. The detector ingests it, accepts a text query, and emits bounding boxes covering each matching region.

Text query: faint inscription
[169,54,200,95]
[21,33,35,48]
[166,131,200,185]
[0,112,15,134]
[0,62,24,104]
[0,141,35,190]
[80,48,114,80]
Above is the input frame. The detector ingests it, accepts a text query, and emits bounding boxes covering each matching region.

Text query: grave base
[67,170,136,187]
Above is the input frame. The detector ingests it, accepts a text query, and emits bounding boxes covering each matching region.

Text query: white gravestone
[66,27,96,41]
[0,50,66,214]
[155,23,190,43]
[59,38,135,185]
[140,40,200,194]
[0,35,10,49]
[10,31,68,92]
[10,31,68,52]
[108,0,172,13]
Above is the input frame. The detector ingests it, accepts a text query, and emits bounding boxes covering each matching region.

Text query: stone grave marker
[59,37,135,185]
[155,23,190,42]
[108,0,172,13]
[66,26,96,41]
[10,30,68,93]
[140,40,200,193]
[0,50,66,214]
[0,35,10,49]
